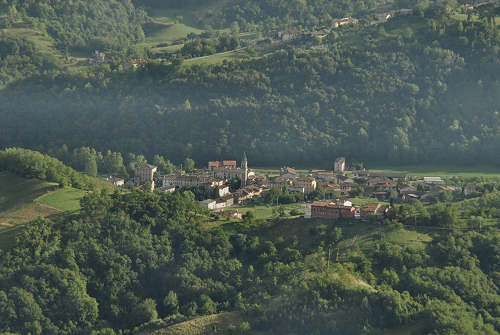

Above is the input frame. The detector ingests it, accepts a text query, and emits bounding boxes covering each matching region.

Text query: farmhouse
[106,176,125,187]
[375,13,391,22]
[332,17,359,28]
[278,29,299,40]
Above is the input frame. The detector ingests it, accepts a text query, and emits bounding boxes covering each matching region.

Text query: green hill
[0,171,87,248]
[1,11,499,167]
[136,312,245,335]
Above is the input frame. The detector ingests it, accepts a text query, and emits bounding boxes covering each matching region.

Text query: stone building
[311,201,355,219]
[134,164,157,191]
[163,173,223,189]
[334,157,346,173]
[210,153,249,187]
[293,177,317,195]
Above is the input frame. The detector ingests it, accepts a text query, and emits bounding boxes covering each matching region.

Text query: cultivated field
[0,171,87,248]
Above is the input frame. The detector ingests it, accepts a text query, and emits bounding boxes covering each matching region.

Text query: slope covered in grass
[0,171,58,215]
[36,188,87,212]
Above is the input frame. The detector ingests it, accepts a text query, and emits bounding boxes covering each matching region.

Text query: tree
[153,154,175,174]
[199,294,217,315]
[133,298,158,325]
[163,291,179,316]
[228,177,241,191]
[184,157,195,172]
[84,156,98,177]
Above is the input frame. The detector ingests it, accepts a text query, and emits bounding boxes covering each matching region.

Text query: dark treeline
[46,145,177,178]
[0,189,499,334]
[0,13,498,167]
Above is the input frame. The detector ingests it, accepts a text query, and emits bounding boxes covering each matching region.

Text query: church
[208,153,249,187]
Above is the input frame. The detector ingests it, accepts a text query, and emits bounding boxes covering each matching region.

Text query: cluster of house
[276,8,414,41]
[105,154,482,222]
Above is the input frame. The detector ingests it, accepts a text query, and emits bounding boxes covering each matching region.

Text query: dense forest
[0,185,499,334]
[0,34,59,86]
[0,10,499,166]
[0,0,146,53]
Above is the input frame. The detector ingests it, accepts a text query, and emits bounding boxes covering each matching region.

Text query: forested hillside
[0,0,146,53]
[0,188,499,334]
[0,11,499,166]
[134,0,409,31]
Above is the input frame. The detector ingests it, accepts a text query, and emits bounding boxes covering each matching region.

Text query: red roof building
[311,201,355,219]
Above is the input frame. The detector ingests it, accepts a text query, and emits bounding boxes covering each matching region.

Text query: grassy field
[36,188,87,212]
[0,171,58,215]
[0,23,61,59]
[453,13,500,27]
[0,171,87,248]
[253,165,500,179]
[0,171,64,247]
[262,218,432,251]
[138,312,243,335]
[369,164,500,178]
[184,48,252,65]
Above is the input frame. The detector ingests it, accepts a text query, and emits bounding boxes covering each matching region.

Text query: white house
[200,199,217,210]
[424,177,444,185]
[217,185,230,197]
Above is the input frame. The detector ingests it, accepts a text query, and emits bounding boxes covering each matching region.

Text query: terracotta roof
[311,201,353,209]
[222,160,237,165]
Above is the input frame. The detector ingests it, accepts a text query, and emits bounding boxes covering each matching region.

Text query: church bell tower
[241,152,248,187]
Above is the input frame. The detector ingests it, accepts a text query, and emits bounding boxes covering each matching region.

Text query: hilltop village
[107,154,476,221]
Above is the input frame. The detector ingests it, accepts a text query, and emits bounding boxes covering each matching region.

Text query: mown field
[0,171,59,218]
[0,171,87,248]
[254,165,500,179]
[36,188,87,212]
[370,164,500,178]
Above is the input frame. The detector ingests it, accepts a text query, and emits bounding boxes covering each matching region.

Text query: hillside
[0,0,146,53]
[0,11,498,167]
[0,171,59,248]
[0,189,498,334]
[0,171,88,248]
[136,312,245,335]
[0,148,116,248]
